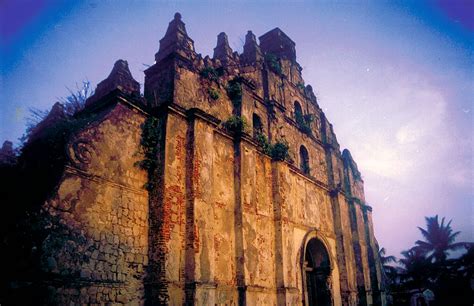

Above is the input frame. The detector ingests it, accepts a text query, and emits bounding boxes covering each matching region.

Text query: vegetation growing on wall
[254,132,272,155]
[265,53,282,75]
[199,67,218,82]
[253,132,290,161]
[200,67,223,102]
[224,115,247,135]
[207,88,220,100]
[226,78,243,108]
[296,82,305,91]
[199,66,224,82]
[296,112,314,135]
[270,140,290,161]
[137,116,161,191]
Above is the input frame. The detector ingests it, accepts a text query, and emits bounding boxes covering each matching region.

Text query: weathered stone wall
[241,143,276,304]
[158,111,188,304]
[271,162,341,304]
[364,207,386,305]
[6,13,386,306]
[192,117,240,304]
[141,14,385,304]
[153,102,371,306]
[40,101,149,305]
[174,65,234,122]
[356,204,373,304]
[338,194,359,303]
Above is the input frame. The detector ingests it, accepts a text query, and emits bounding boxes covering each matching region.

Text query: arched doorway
[303,238,332,306]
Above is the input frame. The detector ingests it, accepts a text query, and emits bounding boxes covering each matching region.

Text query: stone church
[2,13,385,305]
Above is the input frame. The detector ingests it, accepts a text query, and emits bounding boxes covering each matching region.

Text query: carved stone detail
[68,139,93,170]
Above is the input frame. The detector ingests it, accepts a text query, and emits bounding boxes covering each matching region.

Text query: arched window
[300,145,310,174]
[294,101,303,122]
[252,113,263,137]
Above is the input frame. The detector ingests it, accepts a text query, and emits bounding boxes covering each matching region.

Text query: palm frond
[415,215,463,263]
[383,255,397,264]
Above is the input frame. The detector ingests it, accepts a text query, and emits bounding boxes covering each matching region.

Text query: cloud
[395,98,445,146]
[447,165,473,190]
[396,126,419,144]
[350,71,450,184]
[357,134,412,179]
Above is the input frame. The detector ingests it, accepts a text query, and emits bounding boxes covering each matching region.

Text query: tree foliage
[226,78,243,108]
[22,81,93,145]
[385,216,472,306]
[378,247,398,285]
[415,215,465,263]
[224,115,248,135]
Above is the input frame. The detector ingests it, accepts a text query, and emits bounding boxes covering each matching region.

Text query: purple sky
[1,0,472,258]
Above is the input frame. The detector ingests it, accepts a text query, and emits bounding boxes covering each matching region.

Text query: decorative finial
[114,59,128,69]
[85,59,140,107]
[213,32,233,64]
[242,30,262,64]
[217,32,229,46]
[153,12,195,62]
[245,30,257,43]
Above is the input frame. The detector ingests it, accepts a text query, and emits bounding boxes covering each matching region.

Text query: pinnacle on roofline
[213,32,234,64]
[242,30,262,64]
[85,59,140,107]
[155,12,195,62]
[152,13,300,66]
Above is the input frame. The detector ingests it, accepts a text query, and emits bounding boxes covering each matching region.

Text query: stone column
[321,114,352,306]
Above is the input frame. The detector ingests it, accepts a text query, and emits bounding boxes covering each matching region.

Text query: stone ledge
[65,166,147,196]
[288,164,329,191]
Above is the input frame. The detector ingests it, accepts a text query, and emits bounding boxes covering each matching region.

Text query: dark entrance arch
[303,238,332,306]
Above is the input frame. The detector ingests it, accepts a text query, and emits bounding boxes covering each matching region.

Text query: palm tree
[415,215,465,263]
[378,247,398,287]
[398,246,431,288]
[379,247,397,272]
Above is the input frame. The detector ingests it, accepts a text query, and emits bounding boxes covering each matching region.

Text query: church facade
[4,13,385,305]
